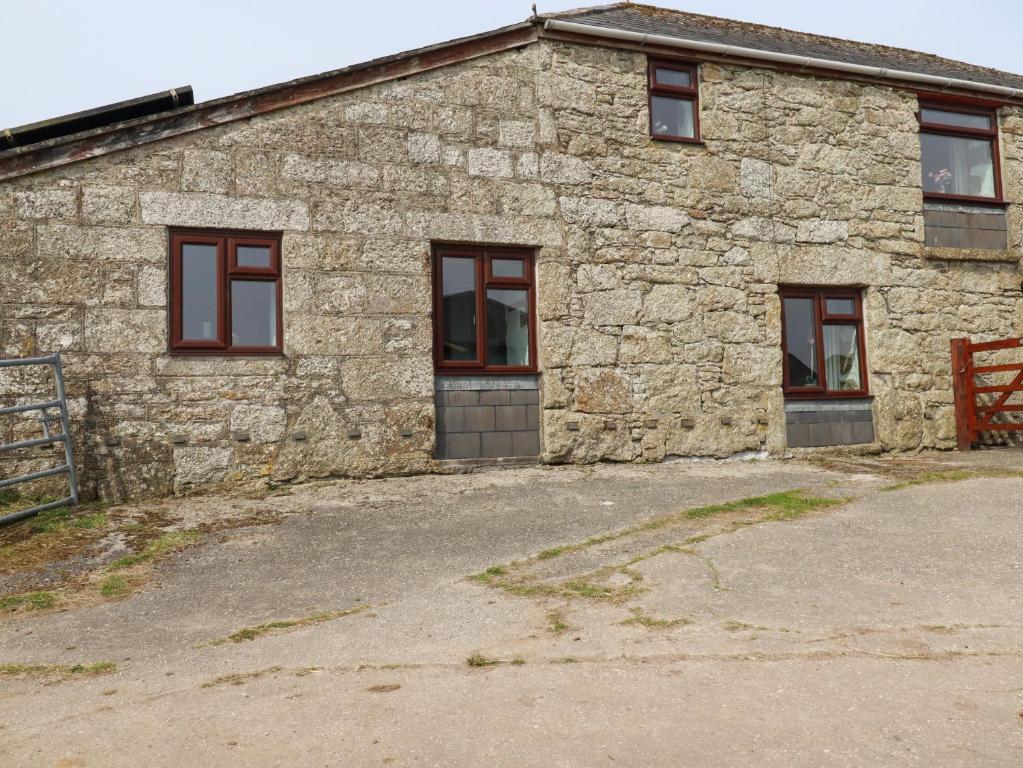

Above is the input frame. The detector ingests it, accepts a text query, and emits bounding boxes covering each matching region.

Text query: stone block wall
[2,35,1022,501]
[530,39,1022,463]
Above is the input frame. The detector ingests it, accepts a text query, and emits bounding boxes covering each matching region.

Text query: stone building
[2,3,1022,500]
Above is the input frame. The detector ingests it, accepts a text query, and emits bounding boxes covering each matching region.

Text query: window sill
[783,393,873,401]
[168,350,287,358]
[651,136,705,146]
[435,369,540,376]
[922,194,1007,208]
[923,247,1018,263]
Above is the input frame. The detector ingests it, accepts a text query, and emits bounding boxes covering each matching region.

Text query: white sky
[3,0,1022,128]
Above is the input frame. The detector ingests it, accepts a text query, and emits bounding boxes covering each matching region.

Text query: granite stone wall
[2,37,1021,500]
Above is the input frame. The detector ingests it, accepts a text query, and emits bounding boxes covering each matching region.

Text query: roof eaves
[0,20,538,182]
[542,13,1023,100]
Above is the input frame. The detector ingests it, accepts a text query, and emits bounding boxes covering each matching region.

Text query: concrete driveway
[1,454,1021,767]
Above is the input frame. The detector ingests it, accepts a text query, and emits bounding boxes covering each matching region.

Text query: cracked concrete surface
[1,454,1022,766]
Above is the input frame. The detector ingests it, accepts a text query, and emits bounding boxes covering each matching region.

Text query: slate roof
[550,3,1023,91]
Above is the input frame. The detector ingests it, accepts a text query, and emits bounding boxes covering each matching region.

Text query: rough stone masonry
[1,32,1021,501]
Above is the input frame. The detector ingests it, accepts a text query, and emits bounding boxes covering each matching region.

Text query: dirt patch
[1,494,294,617]
[807,454,1023,488]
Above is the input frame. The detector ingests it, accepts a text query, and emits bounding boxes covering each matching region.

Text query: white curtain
[823,325,861,391]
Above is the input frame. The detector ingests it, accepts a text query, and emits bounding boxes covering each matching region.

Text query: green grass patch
[201,667,283,689]
[98,575,131,598]
[469,490,842,605]
[0,590,57,612]
[561,579,617,599]
[108,531,199,571]
[469,565,507,583]
[546,609,571,635]
[30,507,107,534]
[0,661,116,679]
[620,608,691,630]
[684,490,841,521]
[881,469,976,492]
[206,604,370,646]
[466,653,500,668]
[537,545,574,561]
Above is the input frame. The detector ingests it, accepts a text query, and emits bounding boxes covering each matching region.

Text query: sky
[3,0,1022,128]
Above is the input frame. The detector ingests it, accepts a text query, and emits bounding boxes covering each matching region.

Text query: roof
[0,21,537,181]
[3,3,1022,181]
[3,87,193,150]
[550,3,1023,91]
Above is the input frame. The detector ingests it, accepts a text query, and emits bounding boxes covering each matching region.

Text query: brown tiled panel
[435,381,541,460]
[785,400,875,448]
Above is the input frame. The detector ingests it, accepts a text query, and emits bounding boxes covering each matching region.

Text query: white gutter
[544,19,1021,100]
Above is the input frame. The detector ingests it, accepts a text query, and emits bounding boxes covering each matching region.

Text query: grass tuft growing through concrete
[205,604,371,646]
[470,489,844,606]
[881,469,978,492]
[201,667,284,688]
[619,608,692,630]
[466,653,524,668]
[0,661,116,679]
[546,608,571,635]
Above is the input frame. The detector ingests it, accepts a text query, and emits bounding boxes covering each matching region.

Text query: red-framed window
[780,287,869,398]
[918,101,1002,204]
[432,244,537,374]
[648,59,700,142]
[169,228,283,354]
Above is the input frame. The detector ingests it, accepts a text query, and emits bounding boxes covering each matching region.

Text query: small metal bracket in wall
[399,429,414,438]
[755,417,769,425]
[604,420,617,431]
[680,418,696,429]
[644,419,658,429]
[291,431,307,442]
[719,416,733,426]
[232,431,251,443]
[104,436,122,447]
[566,421,580,432]
[169,434,188,445]
[347,428,362,439]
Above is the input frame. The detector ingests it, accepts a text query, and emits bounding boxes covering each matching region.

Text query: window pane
[921,108,991,130]
[823,325,862,392]
[784,298,819,388]
[651,95,695,138]
[491,258,525,279]
[236,245,271,268]
[181,243,219,341]
[231,281,277,347]
[486,289,530,367]
[655,67,692,88]
[921,133,996,197]
[825,298,856,315]
[441,257,477,361]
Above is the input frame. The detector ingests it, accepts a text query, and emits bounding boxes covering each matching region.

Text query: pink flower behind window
[928,168,953,190]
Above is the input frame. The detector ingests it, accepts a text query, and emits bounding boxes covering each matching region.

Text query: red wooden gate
[951,336,1023,450]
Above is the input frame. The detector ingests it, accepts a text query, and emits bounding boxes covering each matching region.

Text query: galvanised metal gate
[0,353,79,525]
